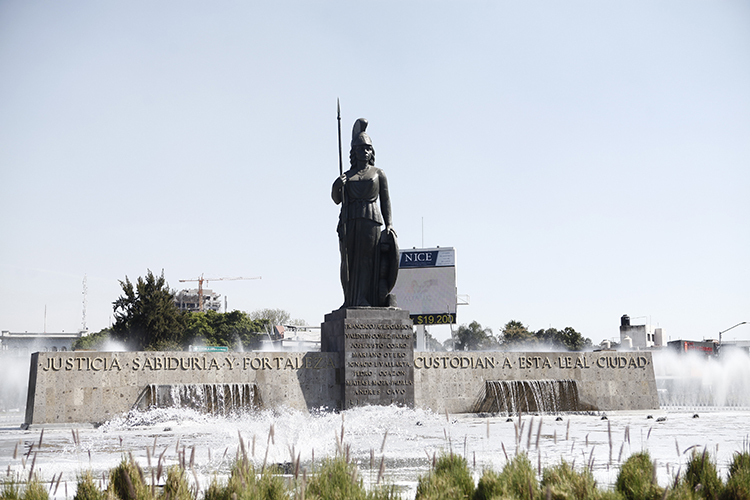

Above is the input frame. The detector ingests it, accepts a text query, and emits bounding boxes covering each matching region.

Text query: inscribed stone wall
[24,352,340,426]
[24,348,659,427]
[413,351,658,413]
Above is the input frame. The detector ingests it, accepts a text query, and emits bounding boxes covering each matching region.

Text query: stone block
[322,308,414,409]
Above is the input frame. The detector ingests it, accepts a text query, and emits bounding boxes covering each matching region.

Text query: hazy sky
[1,1,748,345]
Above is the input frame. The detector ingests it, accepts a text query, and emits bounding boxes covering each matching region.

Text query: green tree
[111,270,184,350]
[184,310,265,350]
[452,321,498,351]
[533,327,591,351]
[183,311,216,344]
[500,320,535,348]
[502,321,592,351]
[219,310,266,349]
[72,328,112,350]
[534,327,560,347]
[557,326,592,351]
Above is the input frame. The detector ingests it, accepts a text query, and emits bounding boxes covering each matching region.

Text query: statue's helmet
[351,118,372,147]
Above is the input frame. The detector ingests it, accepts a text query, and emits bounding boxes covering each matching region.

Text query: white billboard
[391,247,457,325]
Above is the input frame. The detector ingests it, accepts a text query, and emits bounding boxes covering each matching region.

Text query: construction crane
[178,274,261,312]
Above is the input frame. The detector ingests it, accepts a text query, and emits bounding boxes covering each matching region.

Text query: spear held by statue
[337,98,349,286]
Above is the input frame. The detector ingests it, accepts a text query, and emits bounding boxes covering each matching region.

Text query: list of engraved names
[343,321,414,408]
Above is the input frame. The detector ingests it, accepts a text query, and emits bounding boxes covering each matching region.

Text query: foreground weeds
[415,453,474,500]
[1,476,48,500]
[615,451,663,500]
[4,454,397,500]
[724,450,750,500]
[413,448,750,500]
[73,471,104,500]
[474,452,539,500]
[3,447,750,500]
[305,456,397,500]
[204,460,285,500]
[419,452,624,500]
[541,459,614,500]
[682,449,722,500]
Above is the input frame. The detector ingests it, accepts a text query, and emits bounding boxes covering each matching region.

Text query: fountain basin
[24,350,658,427]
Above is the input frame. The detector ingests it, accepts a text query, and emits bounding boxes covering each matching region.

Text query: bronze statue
[332,118,399,308]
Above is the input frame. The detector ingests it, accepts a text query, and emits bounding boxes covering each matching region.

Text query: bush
[540,459,600,500]
[472,470,504,500]
[615,452,663,500]
[415,453,474,500]
[306,456,368,500]
[74,471,105,500]
[592,492,623,500]
[682,449,722,500]
[72,329,112,351]
[162,466,194,500]
[729,451,750,477]
[20,478,47,500]
[0,479,21,500]
[474,453,538,500]
[416,473,472,500]
[666,482,702,500]
[204,460,285,500]
[1,477,54,500]
[723,451,750,500]
[106,456,150,500]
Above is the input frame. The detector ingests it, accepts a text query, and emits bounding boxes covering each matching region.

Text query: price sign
[412,313,456,325]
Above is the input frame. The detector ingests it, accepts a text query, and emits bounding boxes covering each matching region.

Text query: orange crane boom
[178,274,261,312]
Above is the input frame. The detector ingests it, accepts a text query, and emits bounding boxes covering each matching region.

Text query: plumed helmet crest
[351,118,372,147]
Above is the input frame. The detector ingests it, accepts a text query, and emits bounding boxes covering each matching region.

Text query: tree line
[433,319,592,352]
[74,270,304,351]
[75,270,591,353]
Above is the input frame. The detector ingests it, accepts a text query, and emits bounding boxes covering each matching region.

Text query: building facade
[174,289,222,313]
[0,330,82,354]
[619,315,664,349]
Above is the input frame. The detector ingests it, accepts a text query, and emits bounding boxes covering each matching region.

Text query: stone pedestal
[321,308,414,409]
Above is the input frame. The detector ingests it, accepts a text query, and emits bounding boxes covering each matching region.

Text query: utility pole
[81,274,88,333]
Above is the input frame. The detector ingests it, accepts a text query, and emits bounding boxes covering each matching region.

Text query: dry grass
[3,415,750,500]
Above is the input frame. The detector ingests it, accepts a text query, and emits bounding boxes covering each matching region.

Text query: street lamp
[719,321,748,344]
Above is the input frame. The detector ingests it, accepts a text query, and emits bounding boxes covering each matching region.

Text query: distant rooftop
[1,331,82,339]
